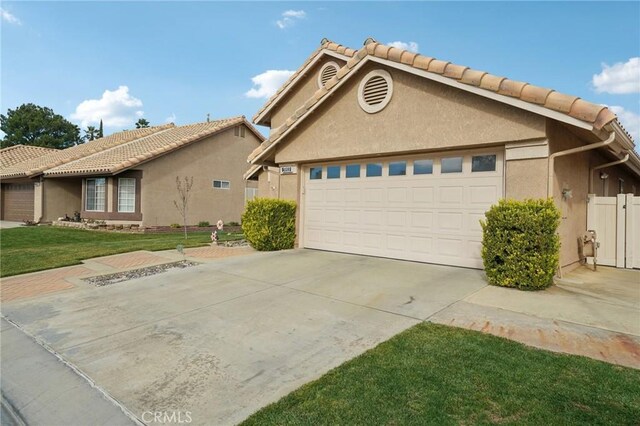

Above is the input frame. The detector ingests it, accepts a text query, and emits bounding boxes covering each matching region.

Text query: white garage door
[302,151,503,268]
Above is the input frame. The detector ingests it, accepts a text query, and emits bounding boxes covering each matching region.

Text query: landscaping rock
[84,261,199,287]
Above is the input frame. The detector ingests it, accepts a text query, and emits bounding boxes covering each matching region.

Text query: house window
[413,159,433,175]
[346,164,361,178]
[441,157,463,173]
[472,155,496,172]
[234,126,246,138]
[389,161,407,176]
[619,179,624,194]
[118,178,136,213]
[213,180,230,189]
[366,163,383,177]
[310,167,322,180]
[327,166,341,179]
[85,178,106,211]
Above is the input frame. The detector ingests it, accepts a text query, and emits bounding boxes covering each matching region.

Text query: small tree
[173,176,194,239]
[135,118,150,128]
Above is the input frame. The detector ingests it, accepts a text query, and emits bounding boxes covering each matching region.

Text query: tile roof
[249,38,623,163]
[0,145,58,169]
[45,117,260,177]
[0,124,174,179]
[252,39,357,125]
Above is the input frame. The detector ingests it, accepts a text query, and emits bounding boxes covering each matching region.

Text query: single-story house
[246,37,640,272]
[0,145,59,221]
[1,117,263,226]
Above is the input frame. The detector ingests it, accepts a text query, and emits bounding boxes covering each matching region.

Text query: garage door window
[413,159,433,175]
[441,157,463,173]
[346,164,361,178]
[327,166,341,179]
[389,161,407,176]
[310,167,323,180]
[85,178,106,211]
[366,163,383,177]
[472,155,496,172]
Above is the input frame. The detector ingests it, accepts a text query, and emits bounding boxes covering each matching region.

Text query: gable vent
[358,70,393,114]
[318,61,340,88]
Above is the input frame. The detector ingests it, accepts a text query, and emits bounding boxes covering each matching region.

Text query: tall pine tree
[97,119,104,138]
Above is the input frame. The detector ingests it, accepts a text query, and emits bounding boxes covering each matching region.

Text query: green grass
[0,226,243,277]
[243,323,640,425]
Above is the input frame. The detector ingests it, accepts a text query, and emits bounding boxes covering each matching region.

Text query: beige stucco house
[247,38,640,272]
[1,117,262,226]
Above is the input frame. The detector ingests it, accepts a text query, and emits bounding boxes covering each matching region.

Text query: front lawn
[243,323,640,425]
[0,226,243,277]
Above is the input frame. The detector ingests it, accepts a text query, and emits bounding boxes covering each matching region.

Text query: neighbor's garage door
[302,151,503,268]
[2,183,35,222]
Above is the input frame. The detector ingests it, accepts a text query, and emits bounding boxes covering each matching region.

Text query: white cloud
[245,70,294,99]
[70,86,144,129]
[609,106,640,141]
[387,41,419,53]
[276,10,306,29]
[165,113,176,123]
[1,8,21,25]
[592,57,640,94]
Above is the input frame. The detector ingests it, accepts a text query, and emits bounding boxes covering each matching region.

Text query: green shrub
[242,198,296,251]
[169,223,181,229]
[197,221,210,227]
[481,199,561,290]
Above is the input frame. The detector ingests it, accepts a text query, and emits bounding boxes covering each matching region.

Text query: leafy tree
[135,118,150,129]
[0,103,82,149]
[84,126,97,141]
[97,119,104,138]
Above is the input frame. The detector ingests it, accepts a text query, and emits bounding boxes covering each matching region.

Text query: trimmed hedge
[242,198,296,251]
[481,199,561,290]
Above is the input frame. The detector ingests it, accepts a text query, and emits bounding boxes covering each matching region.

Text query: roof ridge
[252,38,357,124]
[248,37,624,164]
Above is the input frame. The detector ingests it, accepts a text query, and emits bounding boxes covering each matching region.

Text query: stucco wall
[139,126,261,226]
[505,158,548,200]
[275,62,546,164]
[589,150,640,196]
[269,57,347,131]
[42,178,82,222]
[257,167,280,199]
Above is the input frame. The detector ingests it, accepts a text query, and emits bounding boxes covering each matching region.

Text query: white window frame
[85,178,106,212]
[213,179,231,190]
[117,178,136,213]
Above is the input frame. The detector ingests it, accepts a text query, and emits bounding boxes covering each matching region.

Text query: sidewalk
[0,245,255,303]
[1,318,136,425]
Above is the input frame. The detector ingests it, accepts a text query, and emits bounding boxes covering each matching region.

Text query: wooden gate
[587,194,639,268]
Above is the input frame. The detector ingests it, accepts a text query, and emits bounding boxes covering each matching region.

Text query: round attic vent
[358,70,393,114]
[318,62,339,88]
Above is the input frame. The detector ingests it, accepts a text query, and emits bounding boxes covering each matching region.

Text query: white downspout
[589,153,630,194]
[547,131,616,198]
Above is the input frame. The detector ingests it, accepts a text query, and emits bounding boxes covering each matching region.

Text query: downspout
[547,131,616,198]
[589,153,630,194]
[37,175,44,223]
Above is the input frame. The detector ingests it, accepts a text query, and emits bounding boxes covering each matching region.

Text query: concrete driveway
[1,250,485,425]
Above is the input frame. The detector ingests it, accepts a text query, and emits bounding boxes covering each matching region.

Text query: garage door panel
[303,151,502,269]
[2,183,35,222]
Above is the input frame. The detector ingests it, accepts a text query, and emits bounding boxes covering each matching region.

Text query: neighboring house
[247,38,640,272]
[0,145,59,221]
[1,117,263,225]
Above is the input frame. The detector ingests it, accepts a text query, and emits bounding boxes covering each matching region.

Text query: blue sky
[2,1,639,140]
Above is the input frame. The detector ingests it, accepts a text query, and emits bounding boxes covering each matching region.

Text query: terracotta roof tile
[45,117,253,177]
[250,39,624,164]
[0,145,58,169]
[498,80,528,97]
[427,60,450,74]
[0,124,174,179]
[252,39,355,125]
[520,86,554,105]
[443,64,468,79]
[460,69,487,86]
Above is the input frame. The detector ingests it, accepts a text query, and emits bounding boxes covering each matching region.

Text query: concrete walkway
[0,221,22,229]
[1,318,135,426]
